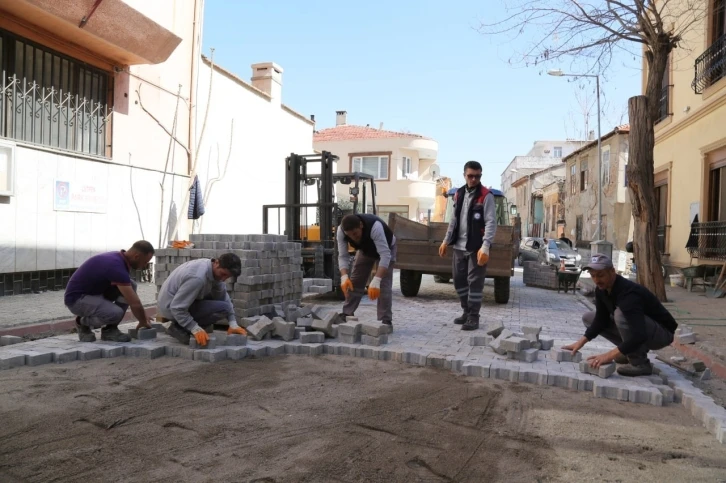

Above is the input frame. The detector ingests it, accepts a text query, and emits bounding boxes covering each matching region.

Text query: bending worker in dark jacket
[438,161,497,331]
[337,213,397,328]
[563,254,677,377]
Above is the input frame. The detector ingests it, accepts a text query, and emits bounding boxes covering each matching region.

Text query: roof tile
[314,125,431,142]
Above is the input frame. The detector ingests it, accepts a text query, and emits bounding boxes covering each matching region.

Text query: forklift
[262,151,378,298]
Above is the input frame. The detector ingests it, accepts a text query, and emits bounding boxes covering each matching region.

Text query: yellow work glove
[341,274,354,296]
[227,326,247,336]
[438,242,448,258]
[192,327,209,347]
[367,276,382,300]
[477,246,490,266]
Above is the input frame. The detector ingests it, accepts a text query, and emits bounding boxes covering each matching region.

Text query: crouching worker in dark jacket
[562,254,677,377]
[337,214,397,329]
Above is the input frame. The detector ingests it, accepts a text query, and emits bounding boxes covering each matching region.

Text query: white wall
[192,61,314,235]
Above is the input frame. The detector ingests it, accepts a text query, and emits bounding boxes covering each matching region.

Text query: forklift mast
[285,151,337,244]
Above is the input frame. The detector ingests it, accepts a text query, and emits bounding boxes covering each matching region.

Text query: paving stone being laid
[226,334,247,346]
[137,328,157,340]
[553,349,582,363]
[189,336,217,350]
[579,361,616,378]
[361,334,388,346]
[300,332,325,344]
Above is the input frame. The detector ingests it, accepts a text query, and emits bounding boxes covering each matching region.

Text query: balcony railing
[656,225,669,254]
[692,34,726,94]
[686,221,726,260]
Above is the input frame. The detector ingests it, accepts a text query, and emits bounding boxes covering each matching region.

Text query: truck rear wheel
[433,275,450,284]
[494,277,510,304]
[400,270,422,297]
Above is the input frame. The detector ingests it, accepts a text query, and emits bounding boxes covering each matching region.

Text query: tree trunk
[627,95,667,302]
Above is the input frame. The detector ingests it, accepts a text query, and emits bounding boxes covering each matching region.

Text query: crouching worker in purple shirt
[562,254,677,377]
[64,240,155,343]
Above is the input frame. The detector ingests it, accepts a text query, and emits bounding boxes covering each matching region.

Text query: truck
[387,187,520,304]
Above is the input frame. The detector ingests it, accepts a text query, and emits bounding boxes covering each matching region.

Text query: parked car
[538,238,582,269]
[518,237,546,265]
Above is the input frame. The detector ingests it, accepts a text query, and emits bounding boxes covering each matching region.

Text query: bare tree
[479,0,706,301]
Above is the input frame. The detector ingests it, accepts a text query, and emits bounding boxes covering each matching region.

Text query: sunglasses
[465,174,482,180]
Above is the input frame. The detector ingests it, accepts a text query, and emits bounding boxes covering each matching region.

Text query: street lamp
[548,69,604,241]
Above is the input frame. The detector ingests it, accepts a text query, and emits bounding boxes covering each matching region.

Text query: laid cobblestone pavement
[0,283,157,329]
[1,270,725,444]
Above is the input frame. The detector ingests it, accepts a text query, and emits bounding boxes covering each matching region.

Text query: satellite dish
[430,164,440,180]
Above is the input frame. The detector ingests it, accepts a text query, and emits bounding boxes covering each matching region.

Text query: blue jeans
[187,299,234,328]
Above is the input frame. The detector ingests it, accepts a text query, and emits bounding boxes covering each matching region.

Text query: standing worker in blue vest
[438,161,497,331]
[337,213,397,329]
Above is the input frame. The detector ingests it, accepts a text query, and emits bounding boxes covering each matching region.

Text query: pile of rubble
[154,234,304,319]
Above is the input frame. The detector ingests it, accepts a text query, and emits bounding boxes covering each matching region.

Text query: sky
[201,0,643,190]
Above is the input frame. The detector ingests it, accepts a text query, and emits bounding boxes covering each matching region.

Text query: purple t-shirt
[64,251,133,306]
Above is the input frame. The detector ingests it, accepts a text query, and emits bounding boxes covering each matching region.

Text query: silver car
[539,239,582,268]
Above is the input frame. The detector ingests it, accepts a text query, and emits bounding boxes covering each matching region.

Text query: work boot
[75,317,96,343]
[614,354,629,364]
[101,324,131,342]
[167,321,191,345]
[461,317,479,331]
[453,313,468,325]
[616,362,653,377]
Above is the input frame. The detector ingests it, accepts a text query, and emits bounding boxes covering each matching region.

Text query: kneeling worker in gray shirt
[158,253,244,347]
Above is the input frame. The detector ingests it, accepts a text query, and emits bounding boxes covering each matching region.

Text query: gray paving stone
[462,362,490,377]
[361,334,388,346]
[485,321,504,337]
[52,349,79,364]
[138,328,157,340]
[360,322,387,337]
[124,345,166,359]
[312,316,335,337]
[97,345,125,358]
[338,333,361,344]
[194,348,228,363]
[0,335,23,346]
[656,385,675,403]
[403,351,428,366]
[489,329,514,355]
[272,318,296,341]
[76,347,102,361]
[247,317,275,341]
[338,322,362,336]
[469,335,492,346]
[300,332,325,344]
[593,382,629,401]
[578,361,616,378]
[539,336,554,350]
[518,369,548,385]
[246,346,267,358]
[294,327,305,339]
[25,350,54,366]
[500,337,530,352]
[296,316,314,328]
[0,352,25,370]
[553,349,582,363]
[226,334,247,346]
[522,326,542,342]
[491,364,519,382]
[266,344,286,356]
[509,348,539,362]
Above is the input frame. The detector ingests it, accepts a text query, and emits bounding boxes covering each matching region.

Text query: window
[580,159,589,191]
[553,146,562,158]
[352,155,389,180]
[0,28,112,157]
[656,55,670,124]
[576,215,583,242]
[601,146,611,186]
[708,165,726,221]
[570,163,577,195]
[402,156,412,177]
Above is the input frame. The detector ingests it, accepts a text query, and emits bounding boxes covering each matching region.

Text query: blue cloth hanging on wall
[188,175,205,220]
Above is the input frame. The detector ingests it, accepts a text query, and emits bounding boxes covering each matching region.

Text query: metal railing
[686,221,726,260]
[656,84,669,123]
[692,34,726,94]
[656,225,670,254]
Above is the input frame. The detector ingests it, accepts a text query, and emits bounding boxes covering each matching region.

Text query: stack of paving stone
[522,261,560,290]
[153,234,303,319]
[237,304,392,347]
[469,324,554,362]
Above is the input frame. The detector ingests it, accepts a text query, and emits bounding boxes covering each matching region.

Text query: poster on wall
[54,179,108,213]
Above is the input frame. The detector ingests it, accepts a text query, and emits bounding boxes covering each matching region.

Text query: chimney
[336,110,347,126]
[251,62,283,105]
[310,114,315,123]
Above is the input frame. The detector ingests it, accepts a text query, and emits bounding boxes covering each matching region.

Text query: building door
[708,166,726,221]
[655,184,669,252]
[576,216,583,244]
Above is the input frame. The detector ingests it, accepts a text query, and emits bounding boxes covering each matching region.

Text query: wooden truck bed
[389,214,515,278]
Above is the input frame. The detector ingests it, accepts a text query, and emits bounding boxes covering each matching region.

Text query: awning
[0,0,183,66]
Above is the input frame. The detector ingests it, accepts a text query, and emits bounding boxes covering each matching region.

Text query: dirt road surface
[1,356,725,482]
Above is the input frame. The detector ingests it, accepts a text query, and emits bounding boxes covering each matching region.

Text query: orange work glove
[227,326,247,336]
[367,276,382,300]
[438,242,448,258]
[477,246,490,266]
[192,328,209,347]
[341,274,354,296]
